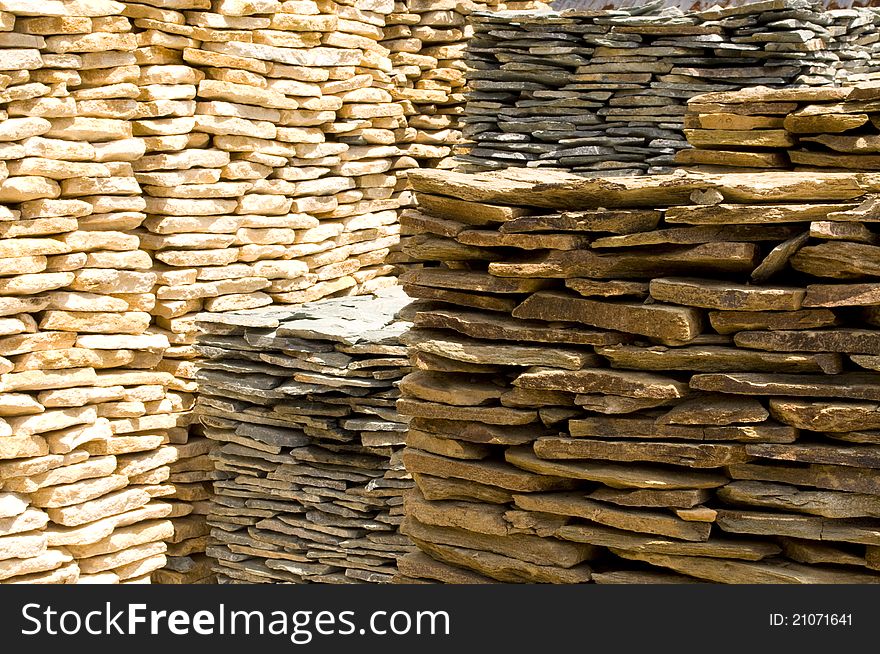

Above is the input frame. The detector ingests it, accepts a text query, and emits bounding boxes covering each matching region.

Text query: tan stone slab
[513,291,703,342]
[534,437,752,468]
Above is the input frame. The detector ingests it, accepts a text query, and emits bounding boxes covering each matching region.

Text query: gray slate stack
[458,0,880,176]
[193,288,415,583]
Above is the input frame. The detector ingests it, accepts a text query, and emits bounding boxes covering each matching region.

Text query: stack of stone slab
[381,0,548,275]
[124,0,406,584]
[457,1,880,176]
[384,0,502,172]
[394,166,880,584]
[0,0,179,584]
[678,84,880,171]
[195,288,414,584]
[123,0,212,585]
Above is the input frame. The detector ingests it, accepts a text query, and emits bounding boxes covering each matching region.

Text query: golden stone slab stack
[194,288,414,583]
[678,84,880,172]
[394,166,880,584]
[0,0,178,585]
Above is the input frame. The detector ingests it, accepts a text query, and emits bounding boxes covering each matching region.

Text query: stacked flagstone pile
[381,0,549,275]
[394,166,880,584]
[125,0,406,583]
[195,288,415,584]
[384,0,503,173]
[678,84,880,171]
[0,0,179,585]
[122,0,212,585]
[457,1,880,176]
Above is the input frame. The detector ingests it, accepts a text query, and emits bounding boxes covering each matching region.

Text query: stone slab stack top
[194,287,415,583]
[0,0,187,585]
[394,166,880,583]
[678,83,880,171]
[457,0,880,176]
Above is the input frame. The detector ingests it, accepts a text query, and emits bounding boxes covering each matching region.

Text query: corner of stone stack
[395,164,880,584]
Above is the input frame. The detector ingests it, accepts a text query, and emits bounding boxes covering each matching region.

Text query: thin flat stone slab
[684,128,795,148]
[715,509,880,546]
[649,277,805,311]
[557,523,779,561]
[790,150,880,170]
[590,224,800,248]
[404,492,509,537]
[408,168,714,210]
[395,551,495,585]
[456,230,590,250]
[852,355,880,372]
[400,517,593,568]
[712,171,873,204]
[592,570,704,584]
[514,493,712,541]
[574,394,674,414]
[769,398,880,432]
[514,366,689,400]
[803,284,880,307]
[415,193,529,225]
[410,418,544,446]
[729,462,880,495]
[400,268,550,294]
[568,416,795,443]
[750,232,811,282]
[398,371,503,408]
[784,113,870,134]
[657,396,769,426]
[664,203,855,225]
[791,242,880,279]
[691,372,880,402]
[745,443,880,469]
[533,437,752,468]
[403,284,519,313]
[505,447,728,490]
[690,86,852,104]
[587,488,711,509]
[674,148,788,169]
[406,536,593,584]
[719,480,880,519]
[513,291,703,342]
[734,329,880,355]
[565,279,649,299]
[809,221,878,244]
[500,210,661,235]
[402,448,577,493]
[612,549,880,583]
[402,329,599,370]
[596,344,841,374]
[491,243,759,280]
[412,308,629,346]
[781,539,868,568]
[708,309,839,334]
[397,399,537,426]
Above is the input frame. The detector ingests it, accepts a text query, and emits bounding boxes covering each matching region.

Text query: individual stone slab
[512,291,703,342]
[649,277,805,311]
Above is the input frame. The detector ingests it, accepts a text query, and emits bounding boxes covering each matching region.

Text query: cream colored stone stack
[123,0,214,585]
[0,0,176,585]
[318,0,400,305]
